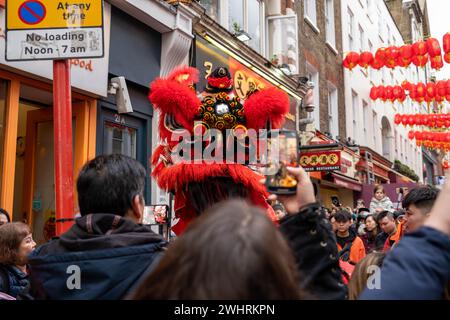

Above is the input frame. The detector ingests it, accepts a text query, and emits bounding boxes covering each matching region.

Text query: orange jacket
[337,236,366,265]
[383,221,405,252]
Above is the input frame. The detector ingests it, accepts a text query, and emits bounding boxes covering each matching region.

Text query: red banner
[300,150,341,172]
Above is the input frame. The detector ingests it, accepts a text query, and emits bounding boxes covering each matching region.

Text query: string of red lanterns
[370,80,450,104]
[394,113,450,128]
[406,130,450,151]
[343,34,450,71]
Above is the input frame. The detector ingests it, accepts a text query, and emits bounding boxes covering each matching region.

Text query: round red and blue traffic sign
[18,0,46,25]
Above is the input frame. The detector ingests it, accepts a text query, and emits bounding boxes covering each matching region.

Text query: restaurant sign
[300,150,341,172]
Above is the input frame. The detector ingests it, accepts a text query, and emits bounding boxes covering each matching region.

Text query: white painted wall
[341,0,424,181]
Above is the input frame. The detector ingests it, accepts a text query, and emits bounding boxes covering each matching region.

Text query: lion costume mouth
[164,113,187,133]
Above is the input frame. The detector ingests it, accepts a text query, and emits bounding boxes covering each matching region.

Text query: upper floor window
[304,0,317,28]
[348,7,354,50]
[325,0,336,47]
[359,24,365,51]
[267,14,298,74]
[200,0,264,54]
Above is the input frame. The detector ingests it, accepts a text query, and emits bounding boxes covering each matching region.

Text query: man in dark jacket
[28,155,166,300]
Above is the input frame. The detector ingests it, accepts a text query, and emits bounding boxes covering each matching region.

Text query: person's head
[0,208,11,226]
[402,186,439,233]
[373,185,386,201]
[356,199,365,208]
[348,252,386,300]
[376,210,396,235]
[0,222,36,267]
[76,154,146,223]
[272,203,287,221]
[323,207,331,220]
[131,200,304,299]
[334,210,352,236]
[364,214,378,233]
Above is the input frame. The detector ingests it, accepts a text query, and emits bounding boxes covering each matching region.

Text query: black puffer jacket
[279,202,347,300]
[0,264,30,298]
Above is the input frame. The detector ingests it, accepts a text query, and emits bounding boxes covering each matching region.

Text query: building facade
[341,0,425,186]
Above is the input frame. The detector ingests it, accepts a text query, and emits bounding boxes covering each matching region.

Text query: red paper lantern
[443,33,450,53]
[415,131,423,140]
[437,80,447,97]
[412,54,428,67]
[385,46,399,69]
[426,82,436,99]
[343,52,360,70]
[370,86,378,100]
[445,52,450,64]
[378,86,387,101]
[435,95,445,103]
[400,114,408,125]
[430,55,444,70]
[394,114,401,125]
[400,44,413,59]
[447,79,450,95]
[426,37,441,57]
[408,131,415,140]
[393,86,403,100]
[375,48,386,63]
[412,41,428,56]
[406,115,415,126]
[370,58,384,70]
[443,160,449,170]
[386,85,394,101]
[416,82,426,98]
[359,51,374,68]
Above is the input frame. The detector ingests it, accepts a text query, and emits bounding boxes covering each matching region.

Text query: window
[359,24,365,51]
[363,100,369,142]
[267,15,298,74]
[325,0,336,47]
[104,123,137,159]
[348,7,354,51]
[352,91,359,137]
[328,84,338,138]
[199,0,220,21]
[307,63,320,130]
[377,6,383,40]
[368,40,374,80]
[304,0,317,28]
[226,0,264,53]
[387,25,392,46]
[394,129,398,156]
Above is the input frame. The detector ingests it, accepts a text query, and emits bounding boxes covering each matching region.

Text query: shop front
[0,4,111,242]
[305,132,361,209]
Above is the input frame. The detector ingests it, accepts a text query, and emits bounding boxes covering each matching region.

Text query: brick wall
[294,0,346,138]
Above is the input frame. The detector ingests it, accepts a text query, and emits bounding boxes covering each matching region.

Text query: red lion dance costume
[149,66,290,234]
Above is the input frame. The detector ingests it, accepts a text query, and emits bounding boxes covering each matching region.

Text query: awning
[331,173,362,192]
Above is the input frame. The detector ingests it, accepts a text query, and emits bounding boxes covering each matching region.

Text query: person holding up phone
[268,166,348,299]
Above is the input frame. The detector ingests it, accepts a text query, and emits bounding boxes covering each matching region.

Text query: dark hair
[373,185,385,195]
[0,208,11,224]
[334,209,352,223]
[402,186,439,215]
[0,222,31,265]
[131,200,304,299]
[376,210,394,223]
[187,177,248,216]
[76,154,146,216]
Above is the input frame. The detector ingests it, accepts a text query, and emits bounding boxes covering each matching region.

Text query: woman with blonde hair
[348,252,386,300]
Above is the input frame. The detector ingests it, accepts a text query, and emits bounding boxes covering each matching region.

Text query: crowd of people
[0,154,449,300]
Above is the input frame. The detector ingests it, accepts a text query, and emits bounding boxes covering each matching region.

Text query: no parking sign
[5,0,104,61]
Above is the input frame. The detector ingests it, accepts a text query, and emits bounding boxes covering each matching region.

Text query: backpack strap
[338,241,353,262]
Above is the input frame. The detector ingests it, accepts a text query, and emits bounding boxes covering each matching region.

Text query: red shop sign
[300,150,341,172]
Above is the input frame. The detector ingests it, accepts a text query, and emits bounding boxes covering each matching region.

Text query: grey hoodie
[369,196,394,214]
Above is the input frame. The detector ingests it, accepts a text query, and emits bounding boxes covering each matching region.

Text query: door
[21,102,89,244]
[98,108,150,200]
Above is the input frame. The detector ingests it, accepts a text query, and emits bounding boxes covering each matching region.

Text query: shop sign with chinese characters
[300,150,341,172]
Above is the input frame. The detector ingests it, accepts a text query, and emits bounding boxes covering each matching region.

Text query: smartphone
[265,130,299,195]
[331,196,341,207]
[143,205,169,225]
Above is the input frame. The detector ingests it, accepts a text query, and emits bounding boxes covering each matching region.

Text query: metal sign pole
[53,59,74,235]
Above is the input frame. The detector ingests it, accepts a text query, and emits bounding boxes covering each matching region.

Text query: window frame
[325,0,336,48]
